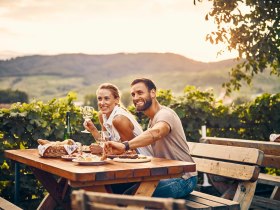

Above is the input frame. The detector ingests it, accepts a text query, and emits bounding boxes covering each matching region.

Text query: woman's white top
[102,105,153,156]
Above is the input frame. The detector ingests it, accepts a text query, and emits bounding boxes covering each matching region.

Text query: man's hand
[103,141,126,155]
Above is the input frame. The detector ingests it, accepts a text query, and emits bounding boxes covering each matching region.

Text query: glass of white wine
[80,106,94,133]
[96,131,111,147]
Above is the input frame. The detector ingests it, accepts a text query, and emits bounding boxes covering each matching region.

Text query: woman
[83,83,153,156]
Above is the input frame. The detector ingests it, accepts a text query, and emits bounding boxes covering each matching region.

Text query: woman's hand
[103,141,125,155]
[83,119,97,133]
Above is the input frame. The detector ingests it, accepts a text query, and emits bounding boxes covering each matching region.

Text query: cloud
[0,0,236,62]
[0,27,17,36]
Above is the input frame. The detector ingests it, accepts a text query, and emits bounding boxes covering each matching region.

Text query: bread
[37,139,50,145]
[37,139,75,146]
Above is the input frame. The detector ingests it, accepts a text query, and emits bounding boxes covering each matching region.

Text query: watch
[122,141,130,151]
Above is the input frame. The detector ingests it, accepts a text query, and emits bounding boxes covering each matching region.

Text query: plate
[61,155,77,161]
[113,156,152,163]
[72,159,107,166]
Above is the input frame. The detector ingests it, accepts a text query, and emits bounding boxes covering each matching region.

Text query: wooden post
[201,125,206,138]
[14,162,20,205]
[201,125,211,187]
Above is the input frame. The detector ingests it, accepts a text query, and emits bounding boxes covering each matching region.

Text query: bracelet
[122,141,130,151]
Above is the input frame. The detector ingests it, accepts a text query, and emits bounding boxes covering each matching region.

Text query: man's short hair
[131,78,157,91]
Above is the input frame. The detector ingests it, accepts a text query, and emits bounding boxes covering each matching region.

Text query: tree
[0,89,29,103]
[84,94,98,110]
[196,0,280,94]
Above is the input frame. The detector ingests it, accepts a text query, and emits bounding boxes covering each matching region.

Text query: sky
[0,0,237,62]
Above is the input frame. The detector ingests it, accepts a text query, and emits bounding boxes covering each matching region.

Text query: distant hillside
[0,53,279,102]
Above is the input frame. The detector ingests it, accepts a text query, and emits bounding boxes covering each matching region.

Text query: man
[103,78,197,198]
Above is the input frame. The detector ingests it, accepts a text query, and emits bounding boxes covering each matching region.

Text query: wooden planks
[4,149,195,183]
[71,190,187,210]
[251,195,280,210]
[258,173,280,186]
[189,142,264,165]
[0,197,22,210]
[185,142,263,210]
[193,157,260,182]
[186,191,240,210]
[200,136,280,209]
[200,137,279,166]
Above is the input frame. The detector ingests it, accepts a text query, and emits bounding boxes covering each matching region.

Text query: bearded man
[104,78,197,198]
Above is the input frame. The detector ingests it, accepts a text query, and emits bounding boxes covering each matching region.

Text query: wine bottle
[64,111,72,139]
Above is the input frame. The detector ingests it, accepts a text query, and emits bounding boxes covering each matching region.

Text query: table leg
[82,185,112,193]
[134,180,159,197]
[14,162,20,205]
[30,167,71,210]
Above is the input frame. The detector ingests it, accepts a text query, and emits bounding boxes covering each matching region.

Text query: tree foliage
[0,89,29,103]
[196,0,280,94]
[1,89,280,208]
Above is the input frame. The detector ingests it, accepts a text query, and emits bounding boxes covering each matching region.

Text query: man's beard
[134,97,152,112]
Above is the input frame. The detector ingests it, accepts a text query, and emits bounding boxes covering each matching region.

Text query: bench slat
[262,155,280,168]
[71,190,186,210]
[189,142,263,165]
[201,137,280,156]
[191,191,239,209]
[184,200,211,210]
[0,197,22,210]
[251,195,280,210]
[186,194,227,210]
[193,157,260,182]
[258,173,280,186]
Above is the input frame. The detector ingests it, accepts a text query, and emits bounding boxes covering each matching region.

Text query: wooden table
[5,149,196,210]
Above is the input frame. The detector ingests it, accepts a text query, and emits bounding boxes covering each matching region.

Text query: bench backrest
[200,137,280,168]
[188,142,264,182]
[71,190,187,210]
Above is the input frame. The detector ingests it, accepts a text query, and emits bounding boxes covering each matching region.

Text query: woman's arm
[112,115,135,141]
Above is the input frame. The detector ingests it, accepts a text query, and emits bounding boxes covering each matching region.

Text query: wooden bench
[186,142,264,210]
[0,197,22,210]
[200,137,280,210]
[71,189,187,210]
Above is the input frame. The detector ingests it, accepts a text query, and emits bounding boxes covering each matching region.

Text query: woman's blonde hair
[96,83,121,100]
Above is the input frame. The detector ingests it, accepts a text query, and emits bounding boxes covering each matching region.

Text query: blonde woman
[83,83,153,156]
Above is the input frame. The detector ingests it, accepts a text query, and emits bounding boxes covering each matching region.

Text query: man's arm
[128,121,170,150]
[103,121,170,155]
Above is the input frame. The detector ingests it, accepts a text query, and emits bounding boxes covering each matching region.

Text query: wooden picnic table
[4,149,196,210]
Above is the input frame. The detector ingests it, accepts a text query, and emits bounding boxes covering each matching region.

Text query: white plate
[113,156,152,163]
[61,155,77,161]
[72,159,107,166]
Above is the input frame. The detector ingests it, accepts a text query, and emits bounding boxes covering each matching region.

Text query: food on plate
[107,153,139,159]
[82,145,91,152]
[107,150,139,159]
[61,153,80,160]
[74,154,102,162]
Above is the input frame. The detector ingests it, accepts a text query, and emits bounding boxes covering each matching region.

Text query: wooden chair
[184,142,264,210]
[71,189,187,210]
[200,136,280,210]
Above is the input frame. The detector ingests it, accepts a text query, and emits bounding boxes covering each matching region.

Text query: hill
[0,53,279,102]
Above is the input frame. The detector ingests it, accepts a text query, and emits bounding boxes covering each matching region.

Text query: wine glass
[95,131,111,147]
[80,106,94,133]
